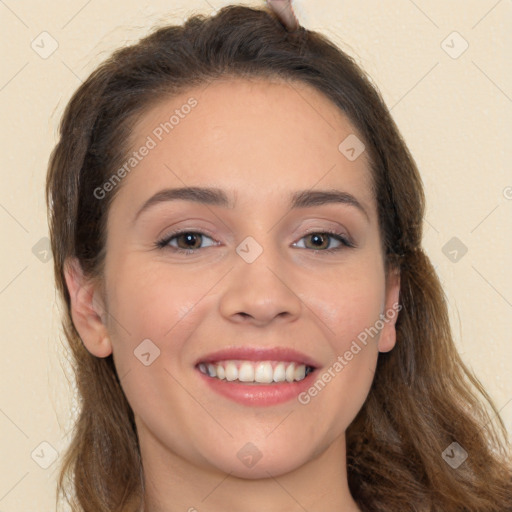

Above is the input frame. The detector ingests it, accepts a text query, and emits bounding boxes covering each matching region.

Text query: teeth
[239,362,255,382]
[215,363,225,380]
[294,364,306,381]
[285,362,296,382]
[197,360,312,383]
[225,361,238,381]
[273,362,286,382]
[255,362,274,383]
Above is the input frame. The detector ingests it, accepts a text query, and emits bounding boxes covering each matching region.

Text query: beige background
[1,0,511,510]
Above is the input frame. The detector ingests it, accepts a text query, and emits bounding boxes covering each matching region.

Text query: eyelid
[298,224,354,244]
[156,221,219,241]
[292,228,354,250]
[300,226,349,237]
[156,228,219,250]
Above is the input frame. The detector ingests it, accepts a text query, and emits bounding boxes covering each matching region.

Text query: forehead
[111,77,374,216]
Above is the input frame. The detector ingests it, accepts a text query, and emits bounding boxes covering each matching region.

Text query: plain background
[1,0,511,509]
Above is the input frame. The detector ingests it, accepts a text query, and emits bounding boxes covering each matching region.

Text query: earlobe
[378,267,401,353]
[64,257,112,358]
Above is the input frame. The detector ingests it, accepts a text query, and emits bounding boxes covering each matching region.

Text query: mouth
[197,360,315,384]
[194,347,320,406]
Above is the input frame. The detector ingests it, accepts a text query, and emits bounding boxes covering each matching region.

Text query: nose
[218,244,302,327]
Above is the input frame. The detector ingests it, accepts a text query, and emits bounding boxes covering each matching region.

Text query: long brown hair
[46,4,512,511]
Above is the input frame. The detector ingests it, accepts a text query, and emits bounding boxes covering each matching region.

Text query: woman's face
[73,77,400,478]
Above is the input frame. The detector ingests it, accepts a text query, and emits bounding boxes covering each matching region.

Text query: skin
[65,77,400,512]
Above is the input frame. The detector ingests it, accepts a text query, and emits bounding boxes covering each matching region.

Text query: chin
[203,444,312,480]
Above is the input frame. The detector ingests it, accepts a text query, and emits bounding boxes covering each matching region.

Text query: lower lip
[197,368,317,406]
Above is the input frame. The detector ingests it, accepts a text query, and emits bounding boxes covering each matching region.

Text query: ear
[63,257,112,358]
[377,265,401,353]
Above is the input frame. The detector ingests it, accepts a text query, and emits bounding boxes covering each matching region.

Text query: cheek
[306,256,386,350]
[302,293,382,447]
[300,257,385,423]
[102,264,209,446]
[103,259,205,376]
[107,255,204,327]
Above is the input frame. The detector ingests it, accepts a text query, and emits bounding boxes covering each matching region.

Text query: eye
[155,230,218,254]
[293,230,354,252]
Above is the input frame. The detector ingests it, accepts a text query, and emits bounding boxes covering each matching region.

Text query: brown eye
[156,231,217,252]
[175,232,203,250]
[293,231,354,252]
[304,233,330,250]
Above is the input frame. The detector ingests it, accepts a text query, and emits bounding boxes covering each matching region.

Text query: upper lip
[195,346,320,368]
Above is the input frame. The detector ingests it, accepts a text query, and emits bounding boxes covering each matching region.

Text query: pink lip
[194,346,320,407]
[194,346,320,368]
[197,370,317,406]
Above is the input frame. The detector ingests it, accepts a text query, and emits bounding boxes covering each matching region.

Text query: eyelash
[155,229,355,255]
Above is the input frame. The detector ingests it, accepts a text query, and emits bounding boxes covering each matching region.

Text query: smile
[194,346,320,406]
[197,360,315,383]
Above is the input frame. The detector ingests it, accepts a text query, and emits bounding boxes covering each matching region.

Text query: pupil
[181,233,199,248]
[311,234,326,248]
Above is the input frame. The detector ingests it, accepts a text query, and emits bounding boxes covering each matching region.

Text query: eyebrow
[132,186,369,224]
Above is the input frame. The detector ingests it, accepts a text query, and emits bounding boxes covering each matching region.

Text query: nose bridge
[218,232,302,324]
[236,234,284,285]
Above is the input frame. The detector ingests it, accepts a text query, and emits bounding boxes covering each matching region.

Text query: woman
[45,2,512,511]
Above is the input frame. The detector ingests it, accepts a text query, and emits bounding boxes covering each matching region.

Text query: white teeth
[273,362,286,382]
[225,361,238,381]
[285,362,296,382]
[238,362,255,382]
[198,360,311,383]
[255,362,274,383]
[215,363,225,380]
